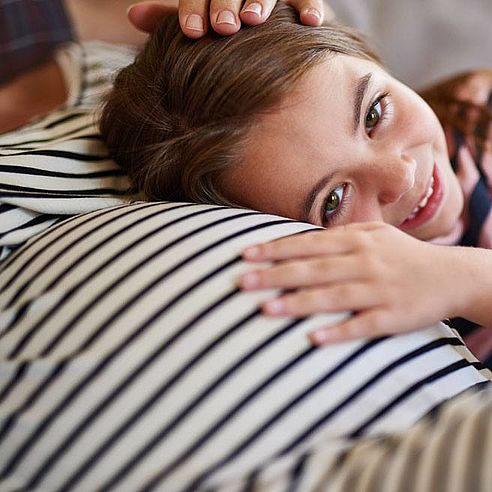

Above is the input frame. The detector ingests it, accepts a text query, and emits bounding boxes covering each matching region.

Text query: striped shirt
[0,41,136,260]
[1,42,492,491]
[0,200,490,491]
[0,0,73,85]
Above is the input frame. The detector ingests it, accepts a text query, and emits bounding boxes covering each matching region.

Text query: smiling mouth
[405,176,435,221]
[400,164,444,230]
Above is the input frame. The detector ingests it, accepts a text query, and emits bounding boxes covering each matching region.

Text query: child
[100,2,492,365]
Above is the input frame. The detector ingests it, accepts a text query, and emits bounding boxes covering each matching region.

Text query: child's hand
[238,222,464,345]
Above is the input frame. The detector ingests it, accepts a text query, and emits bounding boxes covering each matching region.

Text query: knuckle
[350,230,368,250]
[356,231,378,252]
[367,311,389,332]
[345,322,366,339]
[336,284,357,303]
[317,258,333,275]
[360,254,382,277]
[375,285,392,304]
[296,261,315,279]
[298,288,323,308]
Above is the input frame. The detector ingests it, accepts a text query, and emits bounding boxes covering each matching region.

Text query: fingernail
[216,10,237,25]
[126,4,137,15]
[309,330,335,345]
[304,7,321,20]
[240,272,259,289]
[242,246,260,259]
[242,2,262,16]
[263,299,284,314]
[185,14,204,31]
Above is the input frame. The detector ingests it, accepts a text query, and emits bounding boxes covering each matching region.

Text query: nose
[376,152,416,204]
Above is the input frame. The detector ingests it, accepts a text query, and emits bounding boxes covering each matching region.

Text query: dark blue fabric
[446,99,492,370]
[0,0,73,85]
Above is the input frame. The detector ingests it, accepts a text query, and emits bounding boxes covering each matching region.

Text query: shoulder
[55,41,138,109]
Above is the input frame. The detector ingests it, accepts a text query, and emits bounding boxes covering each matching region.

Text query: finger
[308,309,395,345]
[239,255,368,290]
[128,1,179,33]
[239,0,274,26]
[209,0,243,35]
[178,0,210,38]
[242,228,367,262]
[290,0,325,26]
[261,282,378,317]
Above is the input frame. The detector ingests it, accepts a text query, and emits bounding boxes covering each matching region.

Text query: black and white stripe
[0,41,136,260]
[0,202,490,491]
[1,41,492,491]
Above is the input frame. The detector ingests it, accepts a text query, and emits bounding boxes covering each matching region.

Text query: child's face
[219,54,464,241]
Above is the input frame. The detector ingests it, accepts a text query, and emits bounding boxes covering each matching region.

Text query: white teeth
[418,195,429,209]
[405,176,435,222]
[425,178,435,198]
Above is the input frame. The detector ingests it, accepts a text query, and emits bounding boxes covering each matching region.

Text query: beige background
[327,0,492,89]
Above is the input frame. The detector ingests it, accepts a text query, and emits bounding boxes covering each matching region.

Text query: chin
[419,198,464,241]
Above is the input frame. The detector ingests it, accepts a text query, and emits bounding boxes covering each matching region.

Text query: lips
[400,164,444,231]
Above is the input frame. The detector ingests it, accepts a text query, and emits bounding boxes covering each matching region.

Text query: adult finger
[178,0,210,38]
[290,0,325,26]
[209,0,243,35]
[127,1,179,33]
[239,0,276,26]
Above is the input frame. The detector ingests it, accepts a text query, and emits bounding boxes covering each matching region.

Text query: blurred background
[1,0,490,90]
[326,0,492,89]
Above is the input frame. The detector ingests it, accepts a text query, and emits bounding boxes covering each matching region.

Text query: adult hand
[127,0,334,39]
[238,222,466,345]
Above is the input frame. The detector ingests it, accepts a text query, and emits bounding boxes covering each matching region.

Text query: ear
[127,1,179,33]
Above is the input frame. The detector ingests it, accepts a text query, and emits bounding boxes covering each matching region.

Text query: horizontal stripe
[0,164,125,178]
[0,186,129,196]
[1,149,108,161]
[0,214,60,240]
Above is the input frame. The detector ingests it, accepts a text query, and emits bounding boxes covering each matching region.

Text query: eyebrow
[301,72,373,223]
[353,72,372,134]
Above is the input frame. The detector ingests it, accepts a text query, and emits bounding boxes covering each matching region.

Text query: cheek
[398,92,442,141]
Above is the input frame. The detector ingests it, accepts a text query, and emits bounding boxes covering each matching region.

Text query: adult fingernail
[304,7,321,20]
[242,2,262,16]
[185,14,204,31]
[216,10,237,25]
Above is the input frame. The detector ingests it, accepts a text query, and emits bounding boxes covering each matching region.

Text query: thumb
[127,1,179,33]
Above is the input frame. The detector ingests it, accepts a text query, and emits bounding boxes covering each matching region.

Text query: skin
[216,55,492,344]
[127,0,333,38]
[221,55,464,240]
[0,0,327,134]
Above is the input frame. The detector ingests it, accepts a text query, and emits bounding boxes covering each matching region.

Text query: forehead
[220,55,379,220]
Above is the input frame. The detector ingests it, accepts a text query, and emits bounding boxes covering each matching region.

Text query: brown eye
[325,190,340,211]
[323,185,344,223]
[365,99,381,131]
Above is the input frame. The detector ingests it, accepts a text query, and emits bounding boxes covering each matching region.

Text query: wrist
[447,246,492,326]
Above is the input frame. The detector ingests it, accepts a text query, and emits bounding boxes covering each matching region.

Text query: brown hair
[100,2,379,206]
[419,70,492,153]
